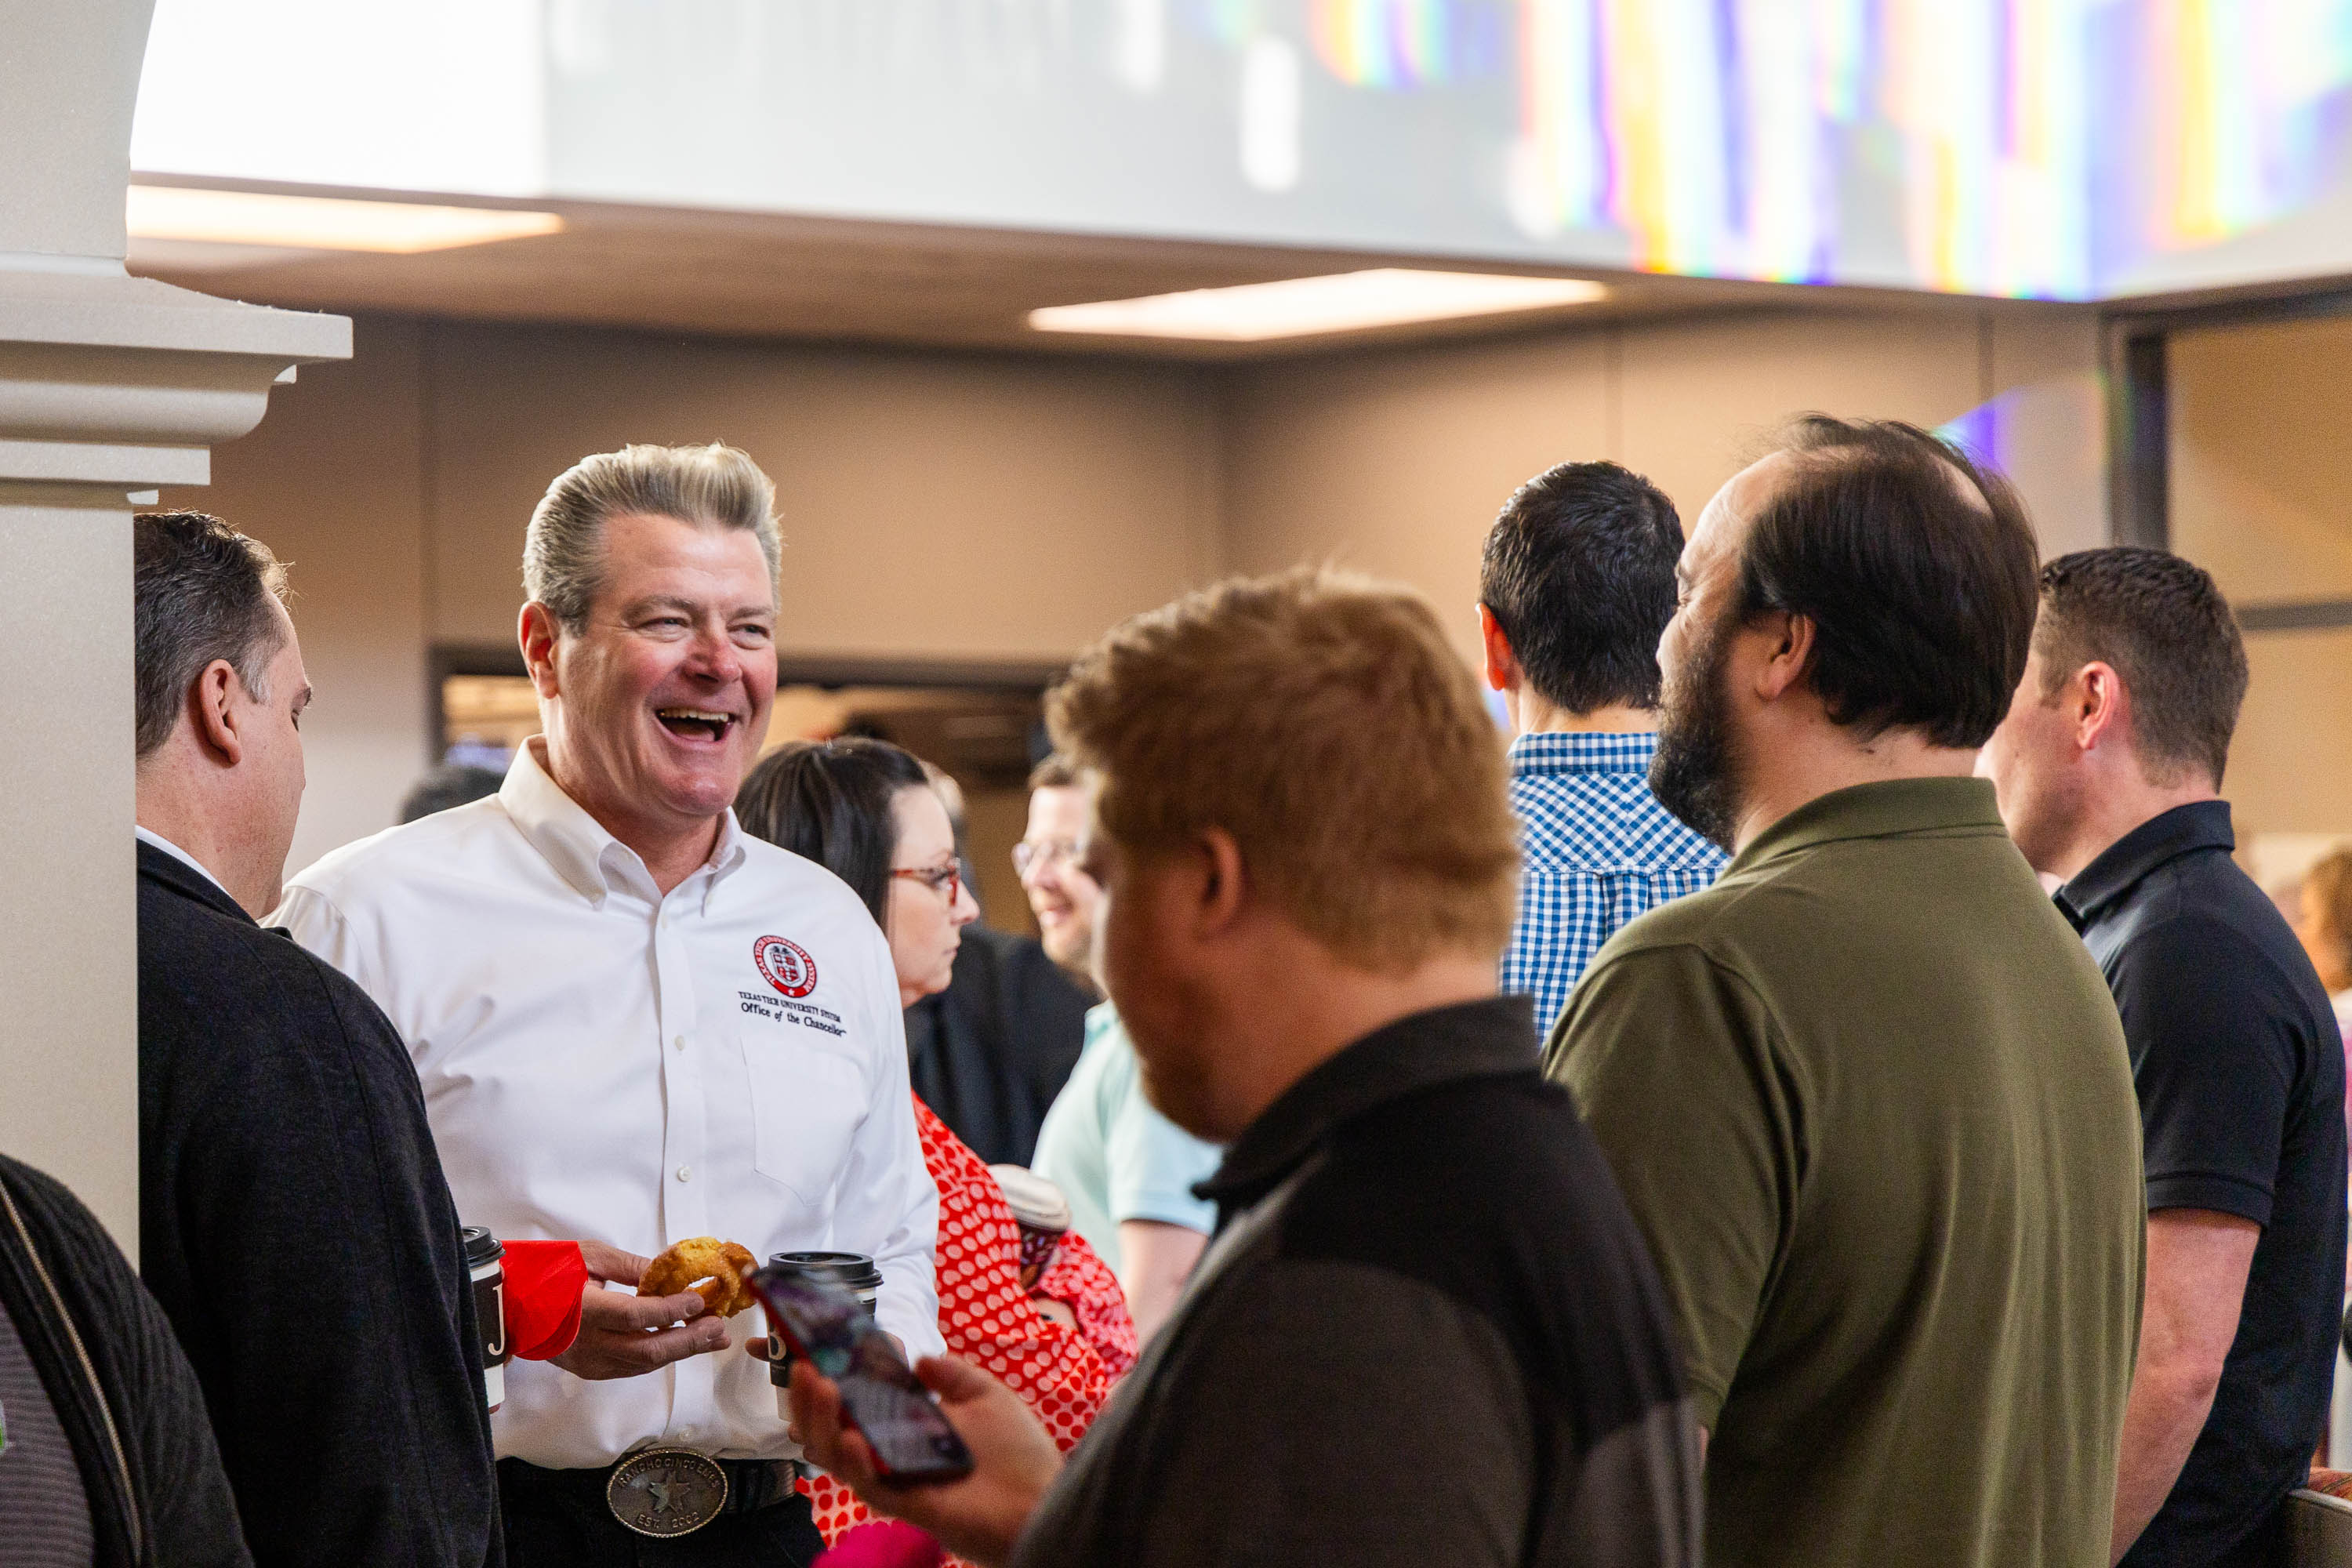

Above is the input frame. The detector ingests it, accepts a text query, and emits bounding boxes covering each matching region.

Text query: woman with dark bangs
[734,738,1134,1559]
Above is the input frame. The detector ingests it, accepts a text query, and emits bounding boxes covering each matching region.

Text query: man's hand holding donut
[551,1240,729,1381]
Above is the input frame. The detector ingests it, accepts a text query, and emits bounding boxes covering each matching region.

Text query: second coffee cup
[461,1226,509,1413]
[987,1164,1073,1291]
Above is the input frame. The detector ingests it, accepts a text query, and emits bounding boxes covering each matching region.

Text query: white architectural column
[0,0,349,1254]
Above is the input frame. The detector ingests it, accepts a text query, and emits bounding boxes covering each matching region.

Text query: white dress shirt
[274,742,942,1469]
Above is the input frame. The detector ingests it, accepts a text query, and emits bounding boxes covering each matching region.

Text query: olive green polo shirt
[1545,777,2143,1568]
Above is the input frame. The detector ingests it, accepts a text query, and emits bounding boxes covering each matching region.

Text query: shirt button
[673,1034,687,1052]
[676,1164,692,1182]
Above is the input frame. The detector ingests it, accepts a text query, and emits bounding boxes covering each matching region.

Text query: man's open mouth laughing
[655,706,737,743]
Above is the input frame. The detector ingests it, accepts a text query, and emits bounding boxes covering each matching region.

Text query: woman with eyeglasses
[733,738,1134,1555]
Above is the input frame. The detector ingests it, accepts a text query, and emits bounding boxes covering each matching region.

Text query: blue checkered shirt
[1502,731,1728,1040]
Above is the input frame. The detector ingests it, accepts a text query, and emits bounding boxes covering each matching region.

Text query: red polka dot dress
[804,1098,1136,1548]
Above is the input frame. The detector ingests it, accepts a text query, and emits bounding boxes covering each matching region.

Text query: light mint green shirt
[1031,1003,1223,1272]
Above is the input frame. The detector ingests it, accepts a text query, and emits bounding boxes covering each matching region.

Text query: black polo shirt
[2060,801,2347,1567]
[1009,996,1701,1568]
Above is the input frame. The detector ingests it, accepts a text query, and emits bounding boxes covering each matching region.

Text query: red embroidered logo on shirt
[753,935,818,998]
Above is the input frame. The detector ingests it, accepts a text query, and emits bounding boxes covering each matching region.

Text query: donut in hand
[638,1236,760,1317]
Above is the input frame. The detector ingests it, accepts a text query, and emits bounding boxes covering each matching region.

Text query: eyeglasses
[1012,838,1085,879]
[891,863,963,905]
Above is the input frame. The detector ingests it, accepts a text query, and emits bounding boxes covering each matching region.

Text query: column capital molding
[0,267,350,507]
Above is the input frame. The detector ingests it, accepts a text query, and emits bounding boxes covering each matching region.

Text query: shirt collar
[1196,996,1537,1214]
[1508,729,1659,778]
[2056,800,2234,930]
[1726,775,2005,878]
[499,740,750,910]
[133,825,230,899]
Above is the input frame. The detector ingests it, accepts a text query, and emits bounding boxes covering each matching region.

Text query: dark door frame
[2100,282,2352,632]
[2102,281,2352,550]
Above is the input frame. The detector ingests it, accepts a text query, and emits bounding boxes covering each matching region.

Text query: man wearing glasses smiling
[1024,757,1223,1345]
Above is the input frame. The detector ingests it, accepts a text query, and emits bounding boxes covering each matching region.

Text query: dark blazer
[136,843,501,1568]
[903,924,1093,1167]
[0,1152,251,1568]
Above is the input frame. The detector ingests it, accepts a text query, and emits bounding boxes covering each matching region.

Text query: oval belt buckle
[608,1446,729,1537]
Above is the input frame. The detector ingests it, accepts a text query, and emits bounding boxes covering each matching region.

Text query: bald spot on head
[1682,453,1789,615]
[1693,440,1997,623]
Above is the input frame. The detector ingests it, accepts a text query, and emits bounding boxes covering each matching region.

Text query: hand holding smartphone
[747,1264,975,1483]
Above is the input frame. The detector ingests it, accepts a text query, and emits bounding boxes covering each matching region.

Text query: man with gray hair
[278,444,939,1565]
[134,510,502,1567]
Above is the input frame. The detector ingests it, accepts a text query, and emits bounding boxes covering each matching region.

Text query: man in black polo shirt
[1982,546,2347,1566]
[787,568,1700,1568]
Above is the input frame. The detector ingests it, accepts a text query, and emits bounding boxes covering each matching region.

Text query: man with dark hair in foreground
[1546,419,2145,1568]
[1981,547,2344,1567]
[132,511,501,1568]
[1478,460,1726,1034]
[796,567,1700,1568]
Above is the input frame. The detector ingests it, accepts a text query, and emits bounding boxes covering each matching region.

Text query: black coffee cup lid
[766,1250,881,1290]
[461,1226,503,1266]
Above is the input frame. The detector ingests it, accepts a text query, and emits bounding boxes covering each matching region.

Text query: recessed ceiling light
[1028,268,1607,341]
[125,185,564,253]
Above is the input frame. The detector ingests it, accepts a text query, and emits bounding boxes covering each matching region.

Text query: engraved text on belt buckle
[607,1446,729,1537]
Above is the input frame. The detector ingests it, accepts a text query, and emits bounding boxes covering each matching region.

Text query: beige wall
[2173,318,2352,605]
[162,318,430,872]
[2234,628,2352,840]
[1222,305,2109,664]
[2172,317,2352,844]
[423,324,1226,658]
[188,303,2111,873]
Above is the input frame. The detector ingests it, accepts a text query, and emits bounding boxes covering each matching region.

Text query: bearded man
[1543,418,2147,1568]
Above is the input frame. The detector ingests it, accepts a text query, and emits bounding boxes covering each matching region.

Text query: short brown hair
[2034,547,2248,786]
[1479,459,1681,713]
[1046,568,1519,968]
[133,511,290,760]
[1740,416,2039,750]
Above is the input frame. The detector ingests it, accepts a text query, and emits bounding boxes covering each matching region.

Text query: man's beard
[1650,615,1744,852]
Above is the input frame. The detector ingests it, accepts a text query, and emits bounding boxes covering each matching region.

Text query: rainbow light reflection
[1233,0,2352,299]
[1510,0,2110,294]
[1309,0,1456,87]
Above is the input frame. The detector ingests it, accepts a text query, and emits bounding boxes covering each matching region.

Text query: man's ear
[1192,827,1248,937]
[2074,662,2127,755]
[1751,611,1815,704]
[520,602,561,700]
[188,660,245,767]
[1475,603,1517,695]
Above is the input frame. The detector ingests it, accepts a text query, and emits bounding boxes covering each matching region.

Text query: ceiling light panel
[1028,268,1607,341]
[125,185,564,253]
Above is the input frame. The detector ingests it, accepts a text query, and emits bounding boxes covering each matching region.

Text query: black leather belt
[499,1453,800,1538]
